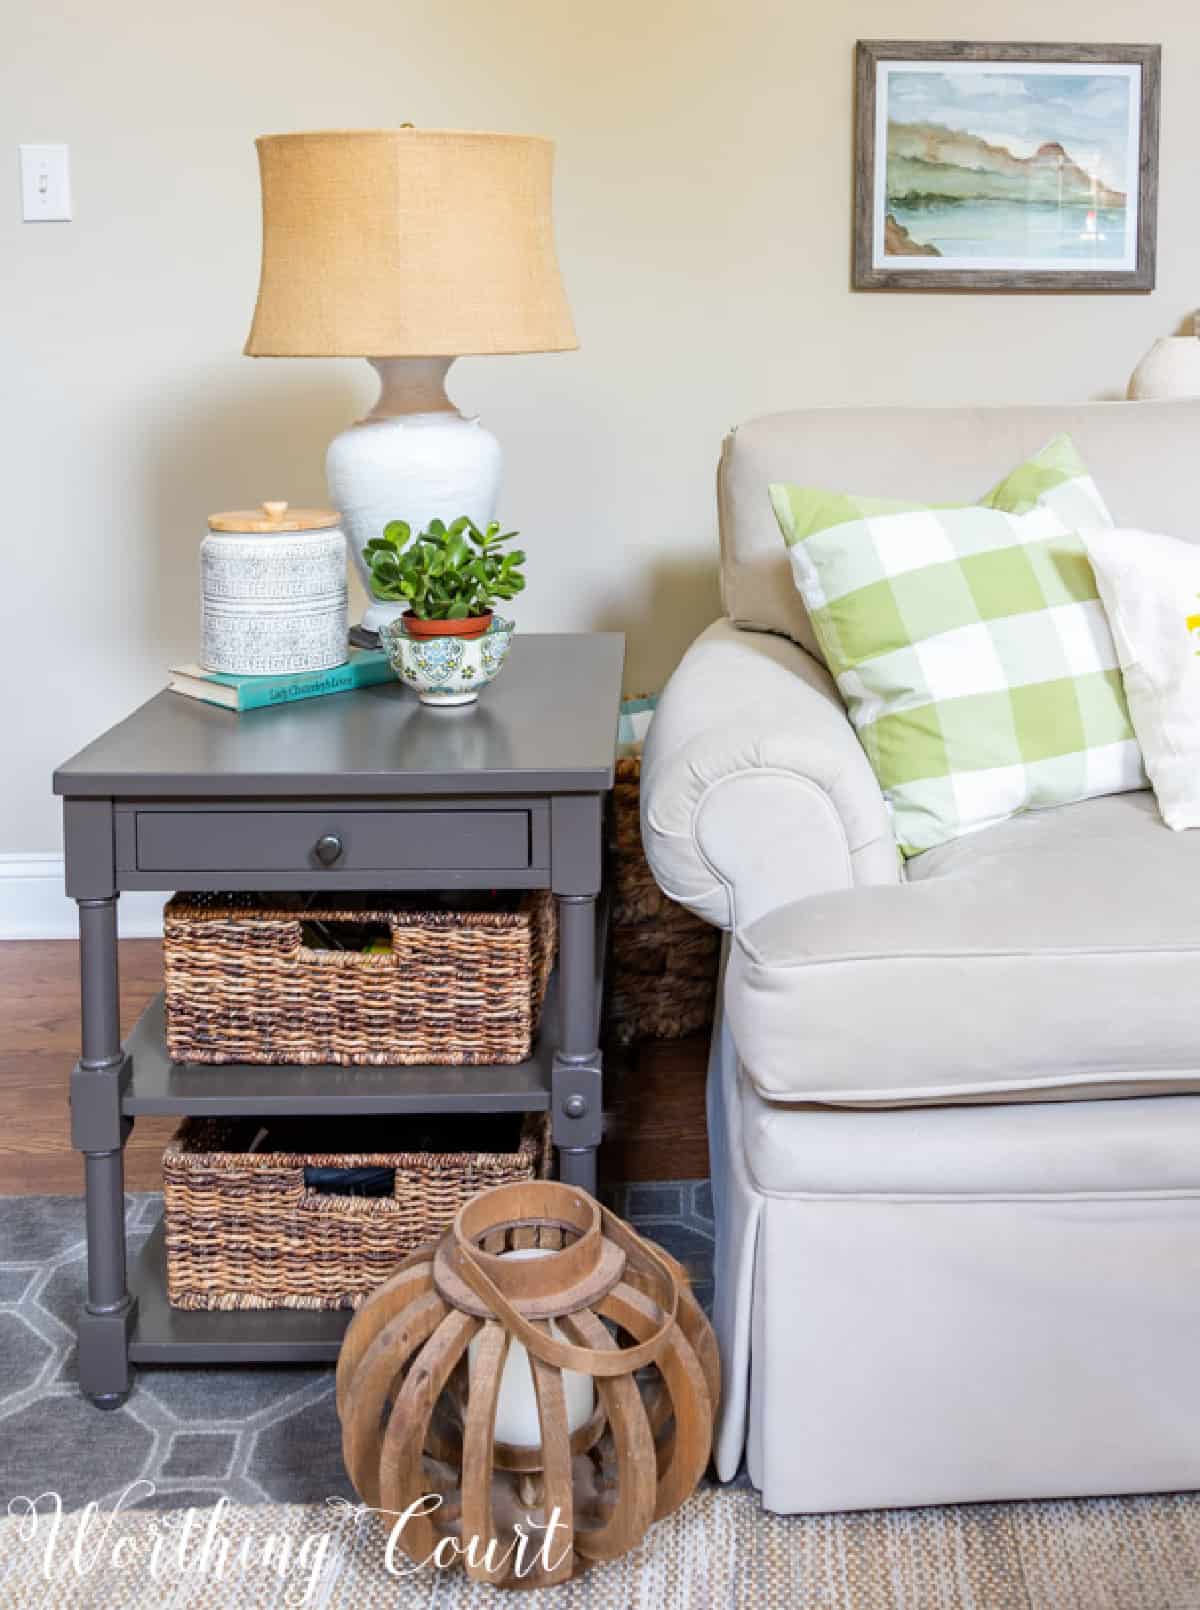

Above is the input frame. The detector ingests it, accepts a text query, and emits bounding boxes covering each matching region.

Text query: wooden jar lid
[207,500,341,532]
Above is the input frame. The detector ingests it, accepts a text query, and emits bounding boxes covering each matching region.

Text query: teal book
[167,649,391,712]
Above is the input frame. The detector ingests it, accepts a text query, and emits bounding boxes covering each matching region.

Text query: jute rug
[2,1485,1200,1609]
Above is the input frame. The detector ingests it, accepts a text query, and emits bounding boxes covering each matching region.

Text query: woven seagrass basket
[163,1113,551,1311]
[163,891,556,1067]
[608,751,720,1045]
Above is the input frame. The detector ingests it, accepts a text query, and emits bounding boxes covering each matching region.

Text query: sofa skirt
[709,975,1200,1513]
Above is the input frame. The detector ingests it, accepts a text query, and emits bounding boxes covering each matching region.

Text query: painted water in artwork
[881,66,1137,267]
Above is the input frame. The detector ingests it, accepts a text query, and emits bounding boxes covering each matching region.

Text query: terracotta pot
[402,610,493,640]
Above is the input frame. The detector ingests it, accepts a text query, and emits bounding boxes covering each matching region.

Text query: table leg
[552,893,602,1197]
[72,896,135,1408]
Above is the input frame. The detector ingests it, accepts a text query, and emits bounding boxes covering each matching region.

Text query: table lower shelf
[128,1219,351,1365]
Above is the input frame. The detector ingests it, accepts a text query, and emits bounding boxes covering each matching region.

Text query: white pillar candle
[468,1248,596,1449]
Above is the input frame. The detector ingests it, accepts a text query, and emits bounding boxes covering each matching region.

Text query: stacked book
[168,648,391,712]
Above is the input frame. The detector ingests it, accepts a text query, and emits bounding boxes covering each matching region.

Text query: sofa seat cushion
[726,790,1200,1107]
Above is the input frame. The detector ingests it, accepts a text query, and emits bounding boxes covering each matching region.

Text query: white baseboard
[0,855,165,940]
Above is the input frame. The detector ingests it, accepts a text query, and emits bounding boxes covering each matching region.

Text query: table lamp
[244,129,577,635]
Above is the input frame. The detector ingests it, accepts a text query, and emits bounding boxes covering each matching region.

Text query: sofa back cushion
[719,399,1200,658]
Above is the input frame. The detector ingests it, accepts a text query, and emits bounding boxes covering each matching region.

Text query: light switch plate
[20,144,71,222]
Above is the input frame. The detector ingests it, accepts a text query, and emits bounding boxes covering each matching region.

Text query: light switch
[20,144,71,222]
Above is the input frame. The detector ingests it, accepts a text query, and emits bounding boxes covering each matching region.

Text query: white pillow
[1082,527,1200,830]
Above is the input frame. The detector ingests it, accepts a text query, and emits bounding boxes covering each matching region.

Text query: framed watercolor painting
[853,42,1160,291]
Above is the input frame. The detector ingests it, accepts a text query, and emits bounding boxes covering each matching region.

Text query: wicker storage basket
[608,750,721,1046]
[163,891,556,1067]
[163,1113,551,1311]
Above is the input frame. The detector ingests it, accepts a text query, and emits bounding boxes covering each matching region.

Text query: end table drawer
[131,809,532,874]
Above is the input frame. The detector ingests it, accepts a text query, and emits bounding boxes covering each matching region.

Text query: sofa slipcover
[645,400,1200,1513]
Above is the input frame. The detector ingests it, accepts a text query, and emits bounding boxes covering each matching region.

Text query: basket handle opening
[302,1165,397,1198]
[296,913,401,963]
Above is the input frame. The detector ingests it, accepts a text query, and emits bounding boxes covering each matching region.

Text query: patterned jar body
[201,505,348,676]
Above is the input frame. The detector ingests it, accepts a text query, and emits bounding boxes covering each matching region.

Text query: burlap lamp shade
[244,130,577,358]
[242,128,577,636]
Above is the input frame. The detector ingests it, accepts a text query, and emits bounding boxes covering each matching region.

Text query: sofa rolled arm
[640,620,899,930]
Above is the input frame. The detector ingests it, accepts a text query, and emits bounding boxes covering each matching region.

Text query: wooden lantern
[336,1180,720,1589]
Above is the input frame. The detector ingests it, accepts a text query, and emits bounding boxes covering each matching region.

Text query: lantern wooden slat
[337,1180,720,1589]
[623,1248,722,1415]
[335,1255,436,1416]
[557,1304,658,1561]
[598,1282,712,1520]
[677,1291,722,1413]
[527,1319,576,1587]
[460,1323,513,1586]
[379,1308,482,1559]
[342,1287,448,1506]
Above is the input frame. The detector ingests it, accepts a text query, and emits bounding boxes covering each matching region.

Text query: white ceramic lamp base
[326,357,503,635]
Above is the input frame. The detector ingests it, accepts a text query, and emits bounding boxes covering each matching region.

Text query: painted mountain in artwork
[887,122,1126,208]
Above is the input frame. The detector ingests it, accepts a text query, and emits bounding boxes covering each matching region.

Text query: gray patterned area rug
[0,1184,713,1512]
[3,1189,1200,1609]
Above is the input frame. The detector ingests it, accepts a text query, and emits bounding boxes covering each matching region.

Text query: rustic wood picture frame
[853,41,1161,292]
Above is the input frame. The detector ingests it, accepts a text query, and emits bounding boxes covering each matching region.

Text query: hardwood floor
[0,940,709,1195]
[0,940,175,1194]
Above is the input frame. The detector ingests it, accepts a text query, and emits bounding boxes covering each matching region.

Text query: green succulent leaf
[364,510,527,614]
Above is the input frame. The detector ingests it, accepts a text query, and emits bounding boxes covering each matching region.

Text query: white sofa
[640,400,1200,1514]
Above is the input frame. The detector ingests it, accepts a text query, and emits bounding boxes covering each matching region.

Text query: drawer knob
[314,833,343,866]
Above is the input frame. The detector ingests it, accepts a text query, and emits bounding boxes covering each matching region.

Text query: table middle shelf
[119,987,557,1117]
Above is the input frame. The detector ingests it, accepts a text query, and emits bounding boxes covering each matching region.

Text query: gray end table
[53,632,624,1407]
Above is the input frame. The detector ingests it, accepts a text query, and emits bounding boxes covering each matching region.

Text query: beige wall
[4,0,1197,851]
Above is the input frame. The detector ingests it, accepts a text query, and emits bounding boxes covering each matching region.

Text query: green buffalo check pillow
[770,437,1146,856]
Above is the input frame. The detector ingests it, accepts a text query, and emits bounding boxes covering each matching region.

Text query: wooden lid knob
[261,501,288,519]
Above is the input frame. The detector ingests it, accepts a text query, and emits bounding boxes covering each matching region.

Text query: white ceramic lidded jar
[201,501,348,675]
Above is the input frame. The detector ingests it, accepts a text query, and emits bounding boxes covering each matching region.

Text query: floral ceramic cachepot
[381,615,515,707]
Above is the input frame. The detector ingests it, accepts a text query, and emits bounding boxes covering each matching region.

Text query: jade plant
[364,516,526,620]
